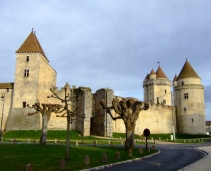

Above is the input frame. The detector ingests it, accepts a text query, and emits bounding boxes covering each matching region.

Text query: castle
[0,31,206,136]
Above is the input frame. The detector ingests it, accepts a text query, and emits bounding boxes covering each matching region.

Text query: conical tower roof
[16,31,49,62]
[156,66,167,78]
[145,73,149,79]
[173,74,178,81]
[150,69,156,75]
[177,60,200,80]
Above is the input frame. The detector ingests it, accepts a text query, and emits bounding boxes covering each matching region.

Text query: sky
[0,0,211,119]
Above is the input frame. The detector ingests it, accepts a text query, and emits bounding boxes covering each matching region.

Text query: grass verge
[0,144,158,171]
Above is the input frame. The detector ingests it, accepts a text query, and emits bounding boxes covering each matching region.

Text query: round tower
[143,66,172,105]
[174,60,205,134]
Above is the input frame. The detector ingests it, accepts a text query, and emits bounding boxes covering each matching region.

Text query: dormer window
[26,56,29,62]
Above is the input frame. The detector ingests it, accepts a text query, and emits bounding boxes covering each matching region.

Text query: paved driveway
[101,143,211,171]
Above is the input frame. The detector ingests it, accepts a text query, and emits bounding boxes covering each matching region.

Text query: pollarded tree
[48,83,85,161]
[100,98,149,150]
[28,101,63,146]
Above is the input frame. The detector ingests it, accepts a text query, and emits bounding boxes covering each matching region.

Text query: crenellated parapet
[143,78,172,86]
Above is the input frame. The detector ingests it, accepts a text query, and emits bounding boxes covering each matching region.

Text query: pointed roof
[177,60,200,80]
[16,31,49,62]
[145,73,149,79]
[156,66,167,78]
[173,74,178,81]
[150,69,156,75]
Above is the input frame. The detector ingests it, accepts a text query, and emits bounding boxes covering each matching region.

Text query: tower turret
[143,66,172,105]
[174,60,205,134]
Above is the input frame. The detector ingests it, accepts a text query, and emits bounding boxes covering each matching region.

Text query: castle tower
[6,30,57,130]
[143,66,172,105]
[13,30,57,107]
[174,60,205,134]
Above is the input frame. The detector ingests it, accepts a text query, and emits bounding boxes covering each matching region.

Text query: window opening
[23,102,27,108]
[24,69,29,77]
[184,93,188,99]
[184,108,186,111]
[26,56,29,62]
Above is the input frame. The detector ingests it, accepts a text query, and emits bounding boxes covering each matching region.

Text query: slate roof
[16,31,49,62]
[177,60,200,80]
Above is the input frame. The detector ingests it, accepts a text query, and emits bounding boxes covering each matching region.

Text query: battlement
[143,78,172,86]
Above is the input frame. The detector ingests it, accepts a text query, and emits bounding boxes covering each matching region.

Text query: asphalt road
[102,143,210,171]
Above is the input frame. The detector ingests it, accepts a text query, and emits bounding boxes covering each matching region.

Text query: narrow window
[23,102,27,108]
[184,93,188,99]
[7,88,9,92]
[182,81,184,85]
[26,56,29,62]
[184,108,186,111]
[192,119,194,122]
[24,69,29,77]
[165,90,166,93]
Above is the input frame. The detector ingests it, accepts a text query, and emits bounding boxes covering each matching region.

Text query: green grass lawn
[0,144,158,171]
[2,130,211,144]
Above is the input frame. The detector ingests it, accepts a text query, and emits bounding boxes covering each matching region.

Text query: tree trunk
[125,124,135,150]
[40,114,49,146]
[65,114,70,161]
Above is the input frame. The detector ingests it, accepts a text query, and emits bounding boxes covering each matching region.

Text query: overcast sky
[0,0,211,119]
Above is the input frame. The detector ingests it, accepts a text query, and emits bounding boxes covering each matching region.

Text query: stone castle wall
[113,102,177,135]
[0,89,14,133]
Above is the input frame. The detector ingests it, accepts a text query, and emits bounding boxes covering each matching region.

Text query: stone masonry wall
[113,102,177,135]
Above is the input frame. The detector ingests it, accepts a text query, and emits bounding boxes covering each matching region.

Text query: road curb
[178,147,209,171]
[81,150,161,171]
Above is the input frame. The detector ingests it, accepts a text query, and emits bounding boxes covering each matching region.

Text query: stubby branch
[100,98,149,150]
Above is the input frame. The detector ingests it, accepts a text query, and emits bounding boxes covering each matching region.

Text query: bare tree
[48,83,84,161]
[100,98,149,150]
[28,101,63,146]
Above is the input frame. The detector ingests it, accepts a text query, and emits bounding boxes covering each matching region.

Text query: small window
[26,56,29,62]
[184,108,186,111]
[23,102,27,108]
[163,100,166,104]
[182,81,184,85]
[165,90,166,93]
[24,69,29,77]
[192,119,194,122]
[7,88,9,92]
[184,93,188,99]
